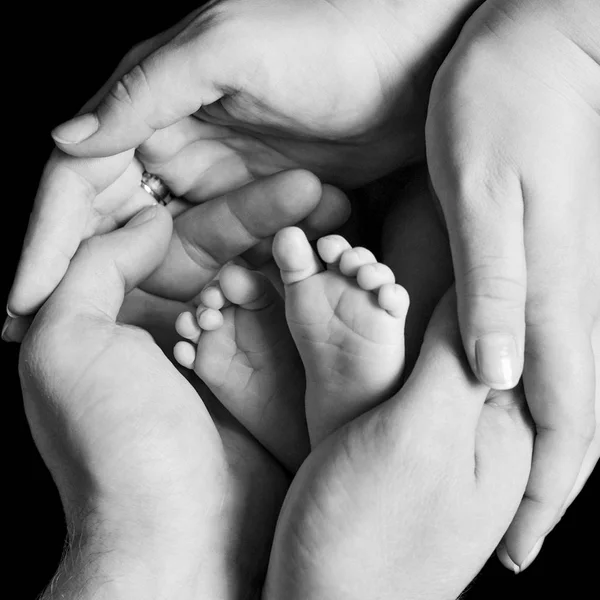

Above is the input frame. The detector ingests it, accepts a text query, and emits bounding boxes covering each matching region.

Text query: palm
[186,0,426,187]
[23,292,289,596]
[114,0,481,196]
[124,291,291,593]
[263,293,535,600]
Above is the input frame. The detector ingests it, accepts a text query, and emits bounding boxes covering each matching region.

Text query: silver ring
[140,171,172,206]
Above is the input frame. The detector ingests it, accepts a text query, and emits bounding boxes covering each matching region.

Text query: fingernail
[51,113,99,144]
[496,542,520,574]
[475,334,518,389]
[1,317,12,342]
[125,205,157,228]
[1,315,30,343]
[6,305,17,319]
[519,537,544,572]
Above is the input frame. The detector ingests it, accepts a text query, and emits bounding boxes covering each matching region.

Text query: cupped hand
[6,157,349,332]
[426,0,600,570]
[50,0,482,183]
[7,0,482,318]
[19,205,289,599]
[263,291,536,600]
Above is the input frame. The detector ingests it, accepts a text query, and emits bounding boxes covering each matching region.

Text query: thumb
[50,8,241,156]
[47,205,173,323]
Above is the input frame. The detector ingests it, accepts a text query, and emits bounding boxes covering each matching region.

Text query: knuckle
[78,236,101,257]
[453,164,523,215]
[108,64,151,111]
[123,39,153,65]
[575,418,596,445]
[538,416,596,447]
[462,265,526,309]
[524,488,565,515]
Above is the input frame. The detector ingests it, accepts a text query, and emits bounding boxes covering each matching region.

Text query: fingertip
[496,541,520,574]
[519,537,544,572]
[304,184,351,236]
[267,170,323,218]
[281,169,322,201]
[1,315,32,344]
[51,113,99,146]
[474,333,522,389]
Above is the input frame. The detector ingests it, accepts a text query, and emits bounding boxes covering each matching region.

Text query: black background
[7,3,597,598]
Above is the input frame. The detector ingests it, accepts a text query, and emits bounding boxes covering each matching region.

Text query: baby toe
[173,340,197,370]
[356,263,396,291]
[176,311,201,343]
[219,264,273,309]
[316,234,352,267]
[378,283,410,319]
[339,247,377,277]
[273,226,323,285]
[199,283,226,310]
[196,306,224,331]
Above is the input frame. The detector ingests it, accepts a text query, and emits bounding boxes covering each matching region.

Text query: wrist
[40,498,211,600]
[40,515,204,600]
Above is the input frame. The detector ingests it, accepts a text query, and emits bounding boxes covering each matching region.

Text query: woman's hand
[426,0,600,569]
[7,0,481,318]
[20,205,289,599]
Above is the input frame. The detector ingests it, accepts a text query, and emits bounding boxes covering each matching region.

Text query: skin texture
[7,0,481,318]
[20,200,536,600]
[263,290,535,600]
[426,0,600,569]
[17,163,599,599]
[21,207,288,600]
[13,3,597,584]
[14,171,349,599]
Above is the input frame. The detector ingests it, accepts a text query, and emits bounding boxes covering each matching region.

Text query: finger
[432,169,526,390]
[76,11,203,117]
[138,117,258,203]
[50,8,242,156]
[391,287,490,432]
[501,320,595,572]
[559,318,600,513]
[7,149,146,317]
[141,169,325,300]
[242,183,350,268]
[47,205,172,323]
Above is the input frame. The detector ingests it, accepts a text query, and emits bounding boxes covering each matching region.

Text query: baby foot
[174,263,309,472]
[273,227,409,447]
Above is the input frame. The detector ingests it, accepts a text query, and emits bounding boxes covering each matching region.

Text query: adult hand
[7,0,482,318]
[263,291,536,600]
[5,159,349,336]
[19,205,290,599]
[426,0,600,570]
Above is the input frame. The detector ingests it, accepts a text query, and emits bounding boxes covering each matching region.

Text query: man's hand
[263,291,537,600]
[20,205,289,599]
[7,0,481,319]
[426,0,600,570]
